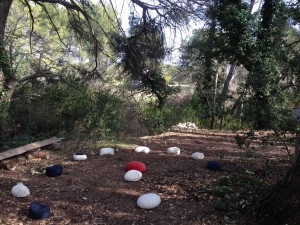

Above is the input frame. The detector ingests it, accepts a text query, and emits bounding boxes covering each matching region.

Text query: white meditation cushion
[100,147,114,155]
[167,147,180,155]
[11,183,30,197]
[137,193,161,209]
[191,152,205,160]
[73,152,87,161]
[124,170,143,181]
[135,146,150,153]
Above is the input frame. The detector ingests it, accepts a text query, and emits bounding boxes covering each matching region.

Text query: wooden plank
[0,137,62,161]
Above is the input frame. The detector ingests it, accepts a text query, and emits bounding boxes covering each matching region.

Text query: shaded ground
[0,129,293,225]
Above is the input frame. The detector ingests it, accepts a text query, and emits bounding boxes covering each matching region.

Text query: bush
[9,82,126,137]
[141,103,181,134]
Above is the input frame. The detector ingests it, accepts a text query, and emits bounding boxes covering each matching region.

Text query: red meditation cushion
[125,161,146,173]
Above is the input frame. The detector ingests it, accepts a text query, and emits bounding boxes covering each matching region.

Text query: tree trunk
[257,156,300,225]
[210,70,218,129]
[0,0,14,138]
[219,64,236,129]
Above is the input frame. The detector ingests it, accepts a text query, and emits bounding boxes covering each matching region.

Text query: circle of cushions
[73,152,87,161]
[28,201,51,219]
[206,161,222,170]
[45,165,63,177]
[125,161,146,173]
[137,193,161,209]
[11,182,30,197]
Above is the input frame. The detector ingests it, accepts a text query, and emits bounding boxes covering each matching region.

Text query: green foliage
[110,12,178,106]
[141,103,180,134]
[9,82,126,137]
[213,172,266,216]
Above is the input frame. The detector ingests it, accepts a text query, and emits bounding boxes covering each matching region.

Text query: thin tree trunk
[210,71,218,129]
[219,64,236,129]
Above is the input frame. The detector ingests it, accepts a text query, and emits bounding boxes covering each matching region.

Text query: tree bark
[210,70,218,129]
[219,64,236,129]
[0,0,14,138]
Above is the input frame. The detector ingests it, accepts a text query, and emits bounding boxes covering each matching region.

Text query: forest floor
[0,128,293,225]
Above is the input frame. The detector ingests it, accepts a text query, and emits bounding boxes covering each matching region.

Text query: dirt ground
[0,129,292,225]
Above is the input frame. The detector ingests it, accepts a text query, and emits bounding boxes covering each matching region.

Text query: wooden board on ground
[0,137,62,161]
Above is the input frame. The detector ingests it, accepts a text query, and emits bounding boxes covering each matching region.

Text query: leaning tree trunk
[0,0,15,138]
[256,155,300,225]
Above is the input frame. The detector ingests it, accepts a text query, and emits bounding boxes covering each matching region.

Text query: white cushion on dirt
[73,153,87,161]
[124,170,142,181]
[167,147,180,155]
[191,152,205,160]
[11,183,30,197]
[100,147,114,155]
[135,146,150,153]
[137,193,161,209]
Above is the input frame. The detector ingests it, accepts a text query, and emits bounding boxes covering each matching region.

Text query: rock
[11,183,30,197]
[45,164,63,177]
[137,193,161,209]
[169,122,199,132]
[124,170,143,181]
[28,201,51,219]
[125,161,146,173]
[73,152,87,161]
[134,146,150,153]
[27,150,50,160]
[0,158,19,171]
[43,141,62,150]
[207,161,222,170]
[191,152,205,160]
[100,147,114,155]
[167,147,180,155]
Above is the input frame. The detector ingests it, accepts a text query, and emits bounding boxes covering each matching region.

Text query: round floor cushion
[11,183,30,197]
[137,193,161,209]
[135,146,150,153]
[100,147,114,155]
[125,161,146,173]
[167,147,180,155]
[124,170,143,181]
[206,161,222,170]
[28,201,51,219]
[191,152,205,160]
[73,152,87,161]
[45,165,63,177]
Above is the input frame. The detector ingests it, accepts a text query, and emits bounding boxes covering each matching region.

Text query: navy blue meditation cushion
[74,152,85,155]
[207,161,222,170]
[28,201,51,219]
[45,164,63,177]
